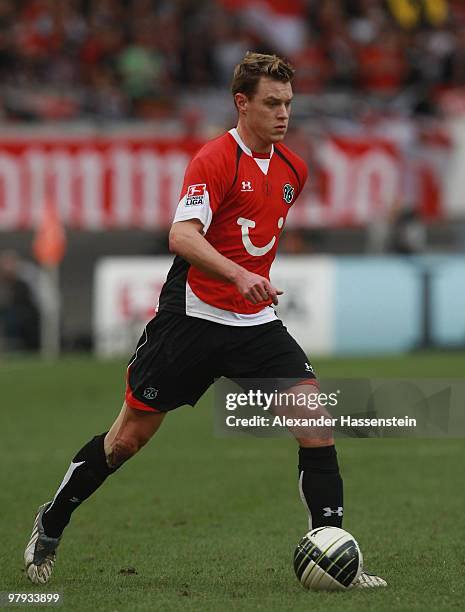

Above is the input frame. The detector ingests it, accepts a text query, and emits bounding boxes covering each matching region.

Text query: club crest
[142,387,158,400]
[283,183,295,205]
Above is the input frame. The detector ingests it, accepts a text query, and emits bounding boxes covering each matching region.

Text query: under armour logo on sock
[323,506,343,517]
[69,497,80,503]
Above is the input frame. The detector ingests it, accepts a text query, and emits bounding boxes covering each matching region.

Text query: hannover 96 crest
[283,183,295,205]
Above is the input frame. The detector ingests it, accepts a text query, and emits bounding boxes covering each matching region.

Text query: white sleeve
[172,185,213,233]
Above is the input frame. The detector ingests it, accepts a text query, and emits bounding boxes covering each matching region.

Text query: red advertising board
[0,132,448,230]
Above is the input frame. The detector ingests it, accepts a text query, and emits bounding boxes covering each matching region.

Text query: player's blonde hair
[231,52,295,101]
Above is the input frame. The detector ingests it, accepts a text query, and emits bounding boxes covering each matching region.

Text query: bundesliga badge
[186,183,206,206]
[283,183,295,205]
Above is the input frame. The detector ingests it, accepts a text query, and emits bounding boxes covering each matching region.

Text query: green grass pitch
[1,352,464,611]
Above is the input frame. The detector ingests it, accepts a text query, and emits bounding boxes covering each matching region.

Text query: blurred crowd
[0,0,463,120]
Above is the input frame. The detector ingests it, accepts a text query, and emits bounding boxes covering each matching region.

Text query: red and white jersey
[157,128,308,325]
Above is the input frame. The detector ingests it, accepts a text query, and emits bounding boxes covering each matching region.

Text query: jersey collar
[228,128,274,160]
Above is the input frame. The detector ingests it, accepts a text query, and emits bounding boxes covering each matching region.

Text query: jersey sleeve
[173,153,228,232]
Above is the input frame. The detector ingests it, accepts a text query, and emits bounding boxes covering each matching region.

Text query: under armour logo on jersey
[323,506,344,517]
[237,216,284,257]
[241,180,254,192]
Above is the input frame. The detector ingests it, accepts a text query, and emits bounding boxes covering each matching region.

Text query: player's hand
[234,269,283,306]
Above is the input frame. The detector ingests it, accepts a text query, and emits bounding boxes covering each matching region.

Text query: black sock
[42,432,119,538]
[298,445,344,529]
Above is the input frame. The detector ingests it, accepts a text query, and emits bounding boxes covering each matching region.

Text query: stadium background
[1,1,464,611]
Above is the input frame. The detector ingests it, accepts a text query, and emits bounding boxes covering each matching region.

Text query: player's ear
[234,92,248,115]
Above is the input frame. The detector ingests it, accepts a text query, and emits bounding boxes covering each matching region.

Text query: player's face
[242,78,293,147]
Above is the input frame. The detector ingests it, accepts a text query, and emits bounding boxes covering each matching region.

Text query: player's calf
[104,401,164,467]
[105,436,140,469]
[276,384,343,531]
[40,431,120,539]
[40,406,164,539]
[24,431,115,584]
[298,444,343,530]
[32,407,160,537]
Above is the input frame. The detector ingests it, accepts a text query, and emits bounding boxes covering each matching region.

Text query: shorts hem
[125,377,162,413]
[294,378,319,388]
[126,399,161,413]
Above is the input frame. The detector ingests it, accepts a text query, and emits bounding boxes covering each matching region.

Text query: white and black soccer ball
[294,526,363,591]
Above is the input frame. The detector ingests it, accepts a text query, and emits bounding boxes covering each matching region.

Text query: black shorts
[125,310,316,413]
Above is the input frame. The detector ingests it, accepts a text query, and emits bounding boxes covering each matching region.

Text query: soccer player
[25,52,386,588]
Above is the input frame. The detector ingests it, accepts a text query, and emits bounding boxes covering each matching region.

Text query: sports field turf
[1,352,464,611]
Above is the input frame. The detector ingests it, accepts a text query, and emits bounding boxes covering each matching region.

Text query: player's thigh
[126,311,221,413]
[224,321,333,446]
[224,319,316,387]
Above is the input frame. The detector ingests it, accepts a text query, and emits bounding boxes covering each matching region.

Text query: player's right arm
[169,219,282,305]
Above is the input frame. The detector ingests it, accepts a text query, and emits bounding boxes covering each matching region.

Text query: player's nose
[277,104,289,119]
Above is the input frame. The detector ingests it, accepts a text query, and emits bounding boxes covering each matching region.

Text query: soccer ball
[294,526,363,591]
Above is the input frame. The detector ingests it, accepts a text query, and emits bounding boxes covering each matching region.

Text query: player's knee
[105,435,141,469]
